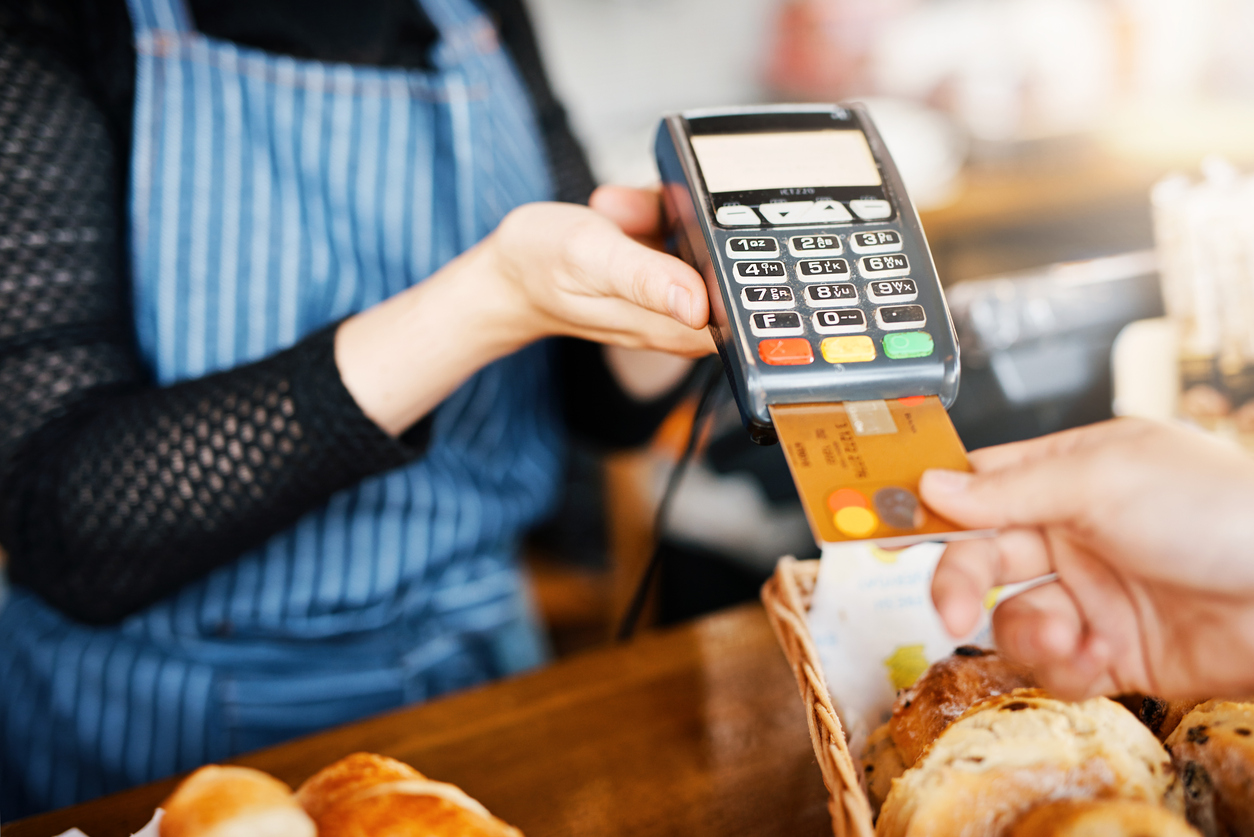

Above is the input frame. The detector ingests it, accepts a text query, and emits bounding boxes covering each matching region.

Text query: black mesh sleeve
[0,32,425,624]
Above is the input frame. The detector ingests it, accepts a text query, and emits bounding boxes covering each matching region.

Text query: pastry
[889,646,1037,767]
[159,765,316,837]
[1165,700,1254,837]
[296,752,523,837]
[863,722,907,818]
[1008,799,1200,836]
[876,690,1182,837]
[1117,695,1205,741]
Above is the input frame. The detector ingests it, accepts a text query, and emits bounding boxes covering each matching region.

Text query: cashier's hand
[483,185,717,357]
[919,418,1254,702]
[336,185,715,436]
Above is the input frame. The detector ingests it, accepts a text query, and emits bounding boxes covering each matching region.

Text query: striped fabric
[0,0,563,815]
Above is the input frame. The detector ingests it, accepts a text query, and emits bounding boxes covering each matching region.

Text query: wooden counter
[2,604,830,837]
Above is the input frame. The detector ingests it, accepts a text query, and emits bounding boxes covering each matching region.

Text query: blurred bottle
[1152,159,1254,442]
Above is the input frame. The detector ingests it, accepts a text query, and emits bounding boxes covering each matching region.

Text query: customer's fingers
[919,449,1098,530]
[932,529,1053,637]
[992,580,1117,699]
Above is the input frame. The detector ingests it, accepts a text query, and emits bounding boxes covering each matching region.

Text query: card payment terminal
[655,103,960,446]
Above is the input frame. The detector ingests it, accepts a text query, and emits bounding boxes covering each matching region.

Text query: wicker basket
[761,556,875,837]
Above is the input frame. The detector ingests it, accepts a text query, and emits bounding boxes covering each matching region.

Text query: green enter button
[883,331,934,359]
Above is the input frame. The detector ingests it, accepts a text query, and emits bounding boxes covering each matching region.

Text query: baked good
[889,646,1037,767]
[1008,800,1200,836]
[159,765,316,837]
[1118,695,1205,741]
[862,722,907,818]
[876,690,1182,837]
[296,752,523,837]
[1164,700,1254,837]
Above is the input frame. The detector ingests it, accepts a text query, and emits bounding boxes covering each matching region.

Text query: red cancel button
[758,338,813,366]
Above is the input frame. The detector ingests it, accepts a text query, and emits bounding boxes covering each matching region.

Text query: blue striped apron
[0,0,563,816]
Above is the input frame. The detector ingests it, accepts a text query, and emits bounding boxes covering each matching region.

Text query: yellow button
[834,505,879,538]
[821,335,876,364]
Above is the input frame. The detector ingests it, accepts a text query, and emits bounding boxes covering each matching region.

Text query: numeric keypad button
[803,283,858,307]
[740,285,796,310]
[858,253,910,278]
[796,258,850,282]
[875,304,927,330]
[787,234,842,257]
[732,260,786,283]
[726,237,780,259]
[848,229,902,254]
[866,278,918,303]
[813,308,867,334]
[750,311,803,336]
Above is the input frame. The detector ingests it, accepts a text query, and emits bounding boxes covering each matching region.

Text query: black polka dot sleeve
[0,33,425,624]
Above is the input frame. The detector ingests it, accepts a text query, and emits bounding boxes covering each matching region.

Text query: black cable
[615,357,725,641]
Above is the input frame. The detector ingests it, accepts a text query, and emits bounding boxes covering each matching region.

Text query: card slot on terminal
[771,397,990,547]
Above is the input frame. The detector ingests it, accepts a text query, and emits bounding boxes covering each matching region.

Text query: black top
[0,0,682,624]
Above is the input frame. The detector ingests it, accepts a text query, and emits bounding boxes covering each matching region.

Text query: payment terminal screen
[690,130,882,194]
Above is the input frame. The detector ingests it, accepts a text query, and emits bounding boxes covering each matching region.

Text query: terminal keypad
[729,225,931,367]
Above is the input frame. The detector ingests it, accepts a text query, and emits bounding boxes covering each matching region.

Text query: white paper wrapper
[53,808,162,837]
[805,541,992,759]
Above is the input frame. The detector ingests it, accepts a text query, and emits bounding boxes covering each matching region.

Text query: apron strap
[420,0,500,66]
[125,0,195,35]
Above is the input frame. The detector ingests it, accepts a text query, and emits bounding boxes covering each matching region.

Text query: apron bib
[0,0,563,814]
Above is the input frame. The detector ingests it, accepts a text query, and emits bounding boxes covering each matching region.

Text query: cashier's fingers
[488,201,714,352]
[992,580,1118,700]
[932,529,1053,637]
[588,184,664,243]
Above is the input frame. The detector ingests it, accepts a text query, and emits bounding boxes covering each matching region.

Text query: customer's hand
[335,185,715,435]
[919,418,1254,701]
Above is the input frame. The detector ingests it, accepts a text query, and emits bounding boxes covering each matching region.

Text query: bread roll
[1117,695,1205,741]
[1008,800,1200,836]
[159,765,316,837]
[1164,700,1254,837]
[862,722,907,818]
[876,691,1182,837]
[296,752,523,837]
[890,646,1037,767]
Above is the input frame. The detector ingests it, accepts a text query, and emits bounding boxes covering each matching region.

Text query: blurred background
[520,0,1254,654]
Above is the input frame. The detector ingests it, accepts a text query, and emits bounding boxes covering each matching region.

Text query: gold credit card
[771,396,989,547]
